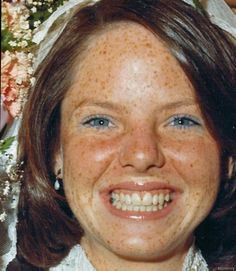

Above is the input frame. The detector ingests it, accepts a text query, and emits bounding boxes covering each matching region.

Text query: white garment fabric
[49,242,208,271]
[50,245,96,271]
[184,0,236,38]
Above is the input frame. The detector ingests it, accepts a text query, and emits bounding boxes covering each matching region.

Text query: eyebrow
[78,99,125,112]
[77,98,198,112]
[161,99,198,110]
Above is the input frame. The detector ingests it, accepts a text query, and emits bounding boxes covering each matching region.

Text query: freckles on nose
[119,129,165,171]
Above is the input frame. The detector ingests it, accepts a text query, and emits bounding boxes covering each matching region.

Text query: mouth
[100,182,181,220]
[110,189,172,212]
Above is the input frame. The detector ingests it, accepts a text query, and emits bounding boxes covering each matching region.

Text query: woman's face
[60,22,220,261]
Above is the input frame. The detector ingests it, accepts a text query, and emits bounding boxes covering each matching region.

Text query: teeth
[146,206,153,212]
[111,190,173,212]
[125,194,131,205]
[140,206,146,212]
[112,192,120,201]
[152,194,159,205]
[131,193,142,205]
[133,206,140,212]
[116,202,122,209]
[142,193,153,205]
[159,193,164,205]
[113,204,169,212]
[120,193,125,203]
[153,206,158,211]
[122,204,127,211]
[165,194,170,202]
[127,205,133,211]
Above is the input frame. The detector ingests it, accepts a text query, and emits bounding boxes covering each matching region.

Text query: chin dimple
[110,190,173,212]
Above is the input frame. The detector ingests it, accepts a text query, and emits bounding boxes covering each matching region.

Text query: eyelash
[81,114,201,130]
[82,115,115,129]
[168,115,201,129]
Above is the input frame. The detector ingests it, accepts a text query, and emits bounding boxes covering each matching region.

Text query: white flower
[28,53,34,60]
[0,212,7,222]
[23,30,32,40]
[3,181,10,196]
[31,6,37,13]
[18,40,28,48]
[8,41,17,47]
[34,20,41,28]
[20,20,30,30]
[30,77,36,86]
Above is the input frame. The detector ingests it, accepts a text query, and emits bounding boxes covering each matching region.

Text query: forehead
[87,22,168,57]
[75,21,184,79]
[64,21,195,108]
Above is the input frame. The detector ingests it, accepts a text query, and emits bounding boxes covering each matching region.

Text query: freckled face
[60,23,220,261]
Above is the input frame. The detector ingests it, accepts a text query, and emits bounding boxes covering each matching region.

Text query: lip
[100,181,182,220]
[102,181,181,192]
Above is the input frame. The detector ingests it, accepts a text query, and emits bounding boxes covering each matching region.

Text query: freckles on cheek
[164,138,220,187]
[63,137,117,182]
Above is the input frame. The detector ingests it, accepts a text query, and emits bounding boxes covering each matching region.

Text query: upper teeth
[111,191,172,207]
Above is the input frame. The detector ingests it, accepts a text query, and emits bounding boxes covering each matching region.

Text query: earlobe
[54,151,63,178]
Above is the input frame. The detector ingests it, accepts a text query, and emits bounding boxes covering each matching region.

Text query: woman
[8,0,236,270]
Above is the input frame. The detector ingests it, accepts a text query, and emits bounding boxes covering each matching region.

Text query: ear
[227,156,234,179]
[54,150,63,178]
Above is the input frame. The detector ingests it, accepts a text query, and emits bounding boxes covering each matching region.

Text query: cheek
[163,137,220,192]
[62,136,118,188]
[162,136,220,226]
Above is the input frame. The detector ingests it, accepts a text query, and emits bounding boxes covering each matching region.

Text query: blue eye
[82,116,114,129]
[169,115,201,129]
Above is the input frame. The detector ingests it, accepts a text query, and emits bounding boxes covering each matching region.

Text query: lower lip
[101,193,179,220]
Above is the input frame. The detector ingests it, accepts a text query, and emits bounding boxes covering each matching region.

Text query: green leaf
[1,29,16,52]
[0,137,16,154]
[26,0,69,30]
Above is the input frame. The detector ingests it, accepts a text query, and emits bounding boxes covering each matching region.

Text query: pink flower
[2,1,30,32]
[1,51,33,117]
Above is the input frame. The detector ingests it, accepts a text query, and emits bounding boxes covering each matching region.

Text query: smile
[100,182,180,220]
[110,190,172,212]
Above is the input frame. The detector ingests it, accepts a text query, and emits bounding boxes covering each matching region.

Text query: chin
[104,237,180,262]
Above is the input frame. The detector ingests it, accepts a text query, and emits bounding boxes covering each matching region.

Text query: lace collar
[50,243,208,271]
[50,245,96,271]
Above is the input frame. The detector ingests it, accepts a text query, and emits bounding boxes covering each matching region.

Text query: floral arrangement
[1,0,69,222]
[1,0,67,118]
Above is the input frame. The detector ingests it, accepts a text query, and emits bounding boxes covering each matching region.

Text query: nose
[119,127,165,173]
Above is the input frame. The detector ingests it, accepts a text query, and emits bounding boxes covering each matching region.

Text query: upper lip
[100,181,182,194]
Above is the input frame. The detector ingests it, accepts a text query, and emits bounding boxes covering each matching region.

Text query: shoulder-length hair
[16,0,236,269]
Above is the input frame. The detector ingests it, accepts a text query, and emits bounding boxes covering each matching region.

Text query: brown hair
[14,0,236,269]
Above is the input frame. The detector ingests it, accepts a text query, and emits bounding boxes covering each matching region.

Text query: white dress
[49,243,208,271]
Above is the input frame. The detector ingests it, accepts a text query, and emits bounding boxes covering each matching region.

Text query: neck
[81,236,194,271]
